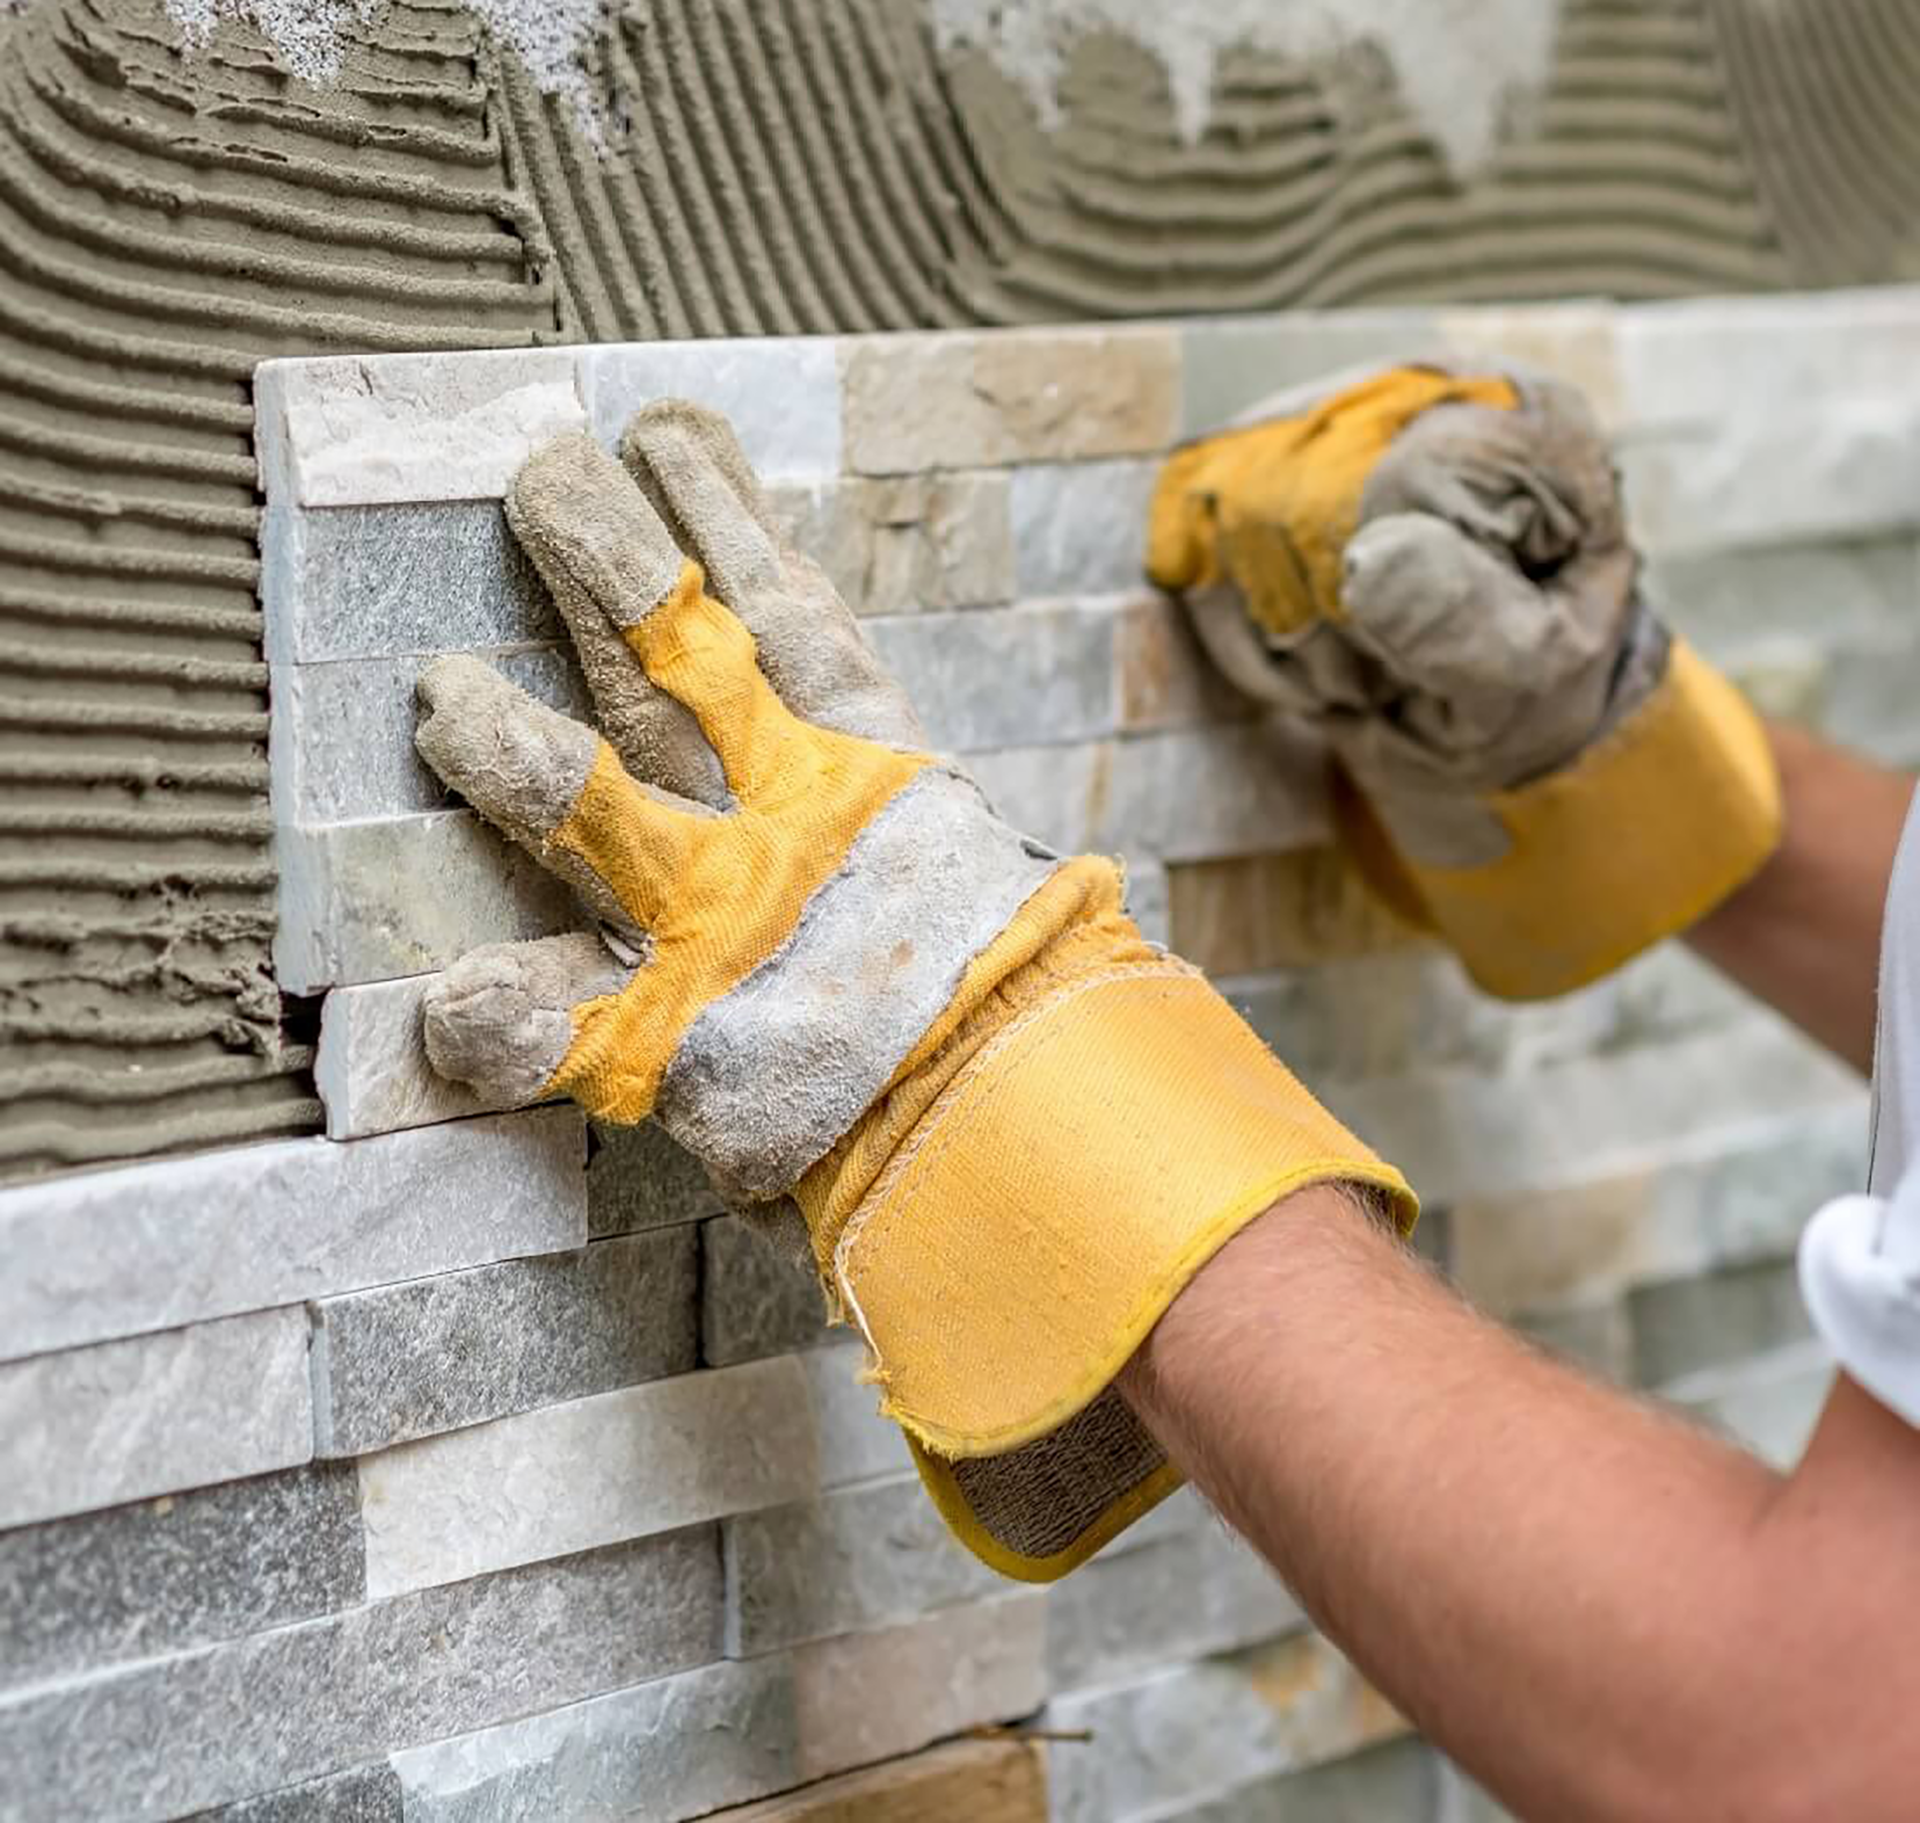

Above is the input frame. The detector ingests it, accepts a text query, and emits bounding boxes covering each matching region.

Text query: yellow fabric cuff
[834,960,1416,1459]
[1353,641,1782,1000]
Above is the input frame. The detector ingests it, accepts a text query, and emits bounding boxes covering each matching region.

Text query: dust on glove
[415,406,1415,1581]
[1147,363,1782,1000]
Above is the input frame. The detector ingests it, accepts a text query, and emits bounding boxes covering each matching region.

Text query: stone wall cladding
[2,293,1907,1818]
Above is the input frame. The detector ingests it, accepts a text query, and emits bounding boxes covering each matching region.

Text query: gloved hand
[415,405,1416,1581]
[1147,364,1782,1000]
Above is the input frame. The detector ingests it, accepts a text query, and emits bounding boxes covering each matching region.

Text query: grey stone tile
[391,1658,795,1823]
[800,1342,910,1491]
[701,1213,832,1368]
[0,1309,313,1530]
[0,1529,722,1823]
[311,1229,699,1457]
[357,1358,819,1599]
[1177,1737,1443,1823]
[256,350,586,510]
[1008,458,1158,599]
[864,604,1117,753]
[274,811,576,994]
[582,337,843,477]
[1630,1259,1813,1389]
[271,645,589,827]
[315,976,501,1141]
[0,1110,586,1361]
[1178,311,1439,437]
[766,471,1015,616]
[0,1464,361,1691]
[1645,539,1920,661]
[725,1473,1002,1657]
[1042,1631,1404,1823]
[587,1119,722,1240]
[841,328,1178,474]
[1045,1520,1302,1694]
[189,1763,403,1823]
[263,500,559,666]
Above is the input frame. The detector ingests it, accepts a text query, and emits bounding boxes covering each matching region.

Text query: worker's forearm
[1121,1189,1809,1823]
[1685,722,1911,1073]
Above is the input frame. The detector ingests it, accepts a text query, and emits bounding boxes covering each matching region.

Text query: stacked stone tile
[2,293,1908,1819]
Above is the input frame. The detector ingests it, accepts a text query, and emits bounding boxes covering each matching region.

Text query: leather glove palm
[1148,364,1782,999]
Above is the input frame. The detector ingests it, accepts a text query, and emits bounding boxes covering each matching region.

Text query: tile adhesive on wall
[2,0,1920,1179]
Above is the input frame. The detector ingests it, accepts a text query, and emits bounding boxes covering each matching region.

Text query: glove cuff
[819,947,1415,1580]
[1344,639,1781,1000]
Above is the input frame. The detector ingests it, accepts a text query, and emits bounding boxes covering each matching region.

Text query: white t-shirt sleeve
[1799,785,1920,1427]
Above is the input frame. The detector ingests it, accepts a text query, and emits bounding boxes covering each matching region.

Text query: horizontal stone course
[0,1108,586,1361]
[264,500,558,666]
[192,1763,404,1823]
[257,351,587,511]
[0,1529,722,1823]
[315,976,502,1141]
[840,329,1179,474]
[357,1356,817,1599]
[388,1592,1046,1820]
[1008,458,1158,599]
[726,1472,1003,1657]
[1045,1521,1302,1694]
[311,1227,699,1457]
[702,1213,834,1367]
[1042,1631,1405,1823]
[768,471,1015,616]
[0,1308,313,1530]
[0,1464,362,1691]
[588,1118,723,1238]
[275,812,575,993]
[1629,1258,1814,1388]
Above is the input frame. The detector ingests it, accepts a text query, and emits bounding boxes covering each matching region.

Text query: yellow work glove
[414,406,1415,1581]
[1147,364,1782,1000]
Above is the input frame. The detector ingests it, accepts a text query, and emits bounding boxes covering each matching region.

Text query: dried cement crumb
[928,0,1565,175]
[159,0,612,101]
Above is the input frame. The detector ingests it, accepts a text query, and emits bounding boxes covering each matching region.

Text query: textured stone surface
[0,1109,586,1361]
[1009,459,1159,599]
[727,1473,1003,1656]
[312,1228,698,1457]
[391,1658,796,1823]
[1045,1521,1302,1694]
[704,1738,1048,1822]
[0,1464,361,1690]
[841,330,1179,474]
[769,472,1015,616]
[582,338,843,475]
[1042,1633,1406,1823]
[1648,538,1920,659]
[316,976,499,1140]
[0,1309,313,1529]
[0,1530,721,1823]
[358,1357,817,1598]
[275,811,576,993]
[257,351,586,510]
[789,1594,1049,1783]
[969,722,1327,862]
[1178,311,1440,437]
[1630,1259,1814,1388]
[1114,599,1254,735]
[1174,1738,1444,1823]
[801,1341,910,1490]
[702,1214,834,1366]
[587,1119,722,1238]
[1333,1023,1864,1219]
[264,500,558,666]
[864,605,1116,753]
[192,1764,405,1823]
[1446,1096,1867,1317]
[274,644,589,826]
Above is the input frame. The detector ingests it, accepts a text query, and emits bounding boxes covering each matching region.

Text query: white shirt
[1800,789,1920,1429]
